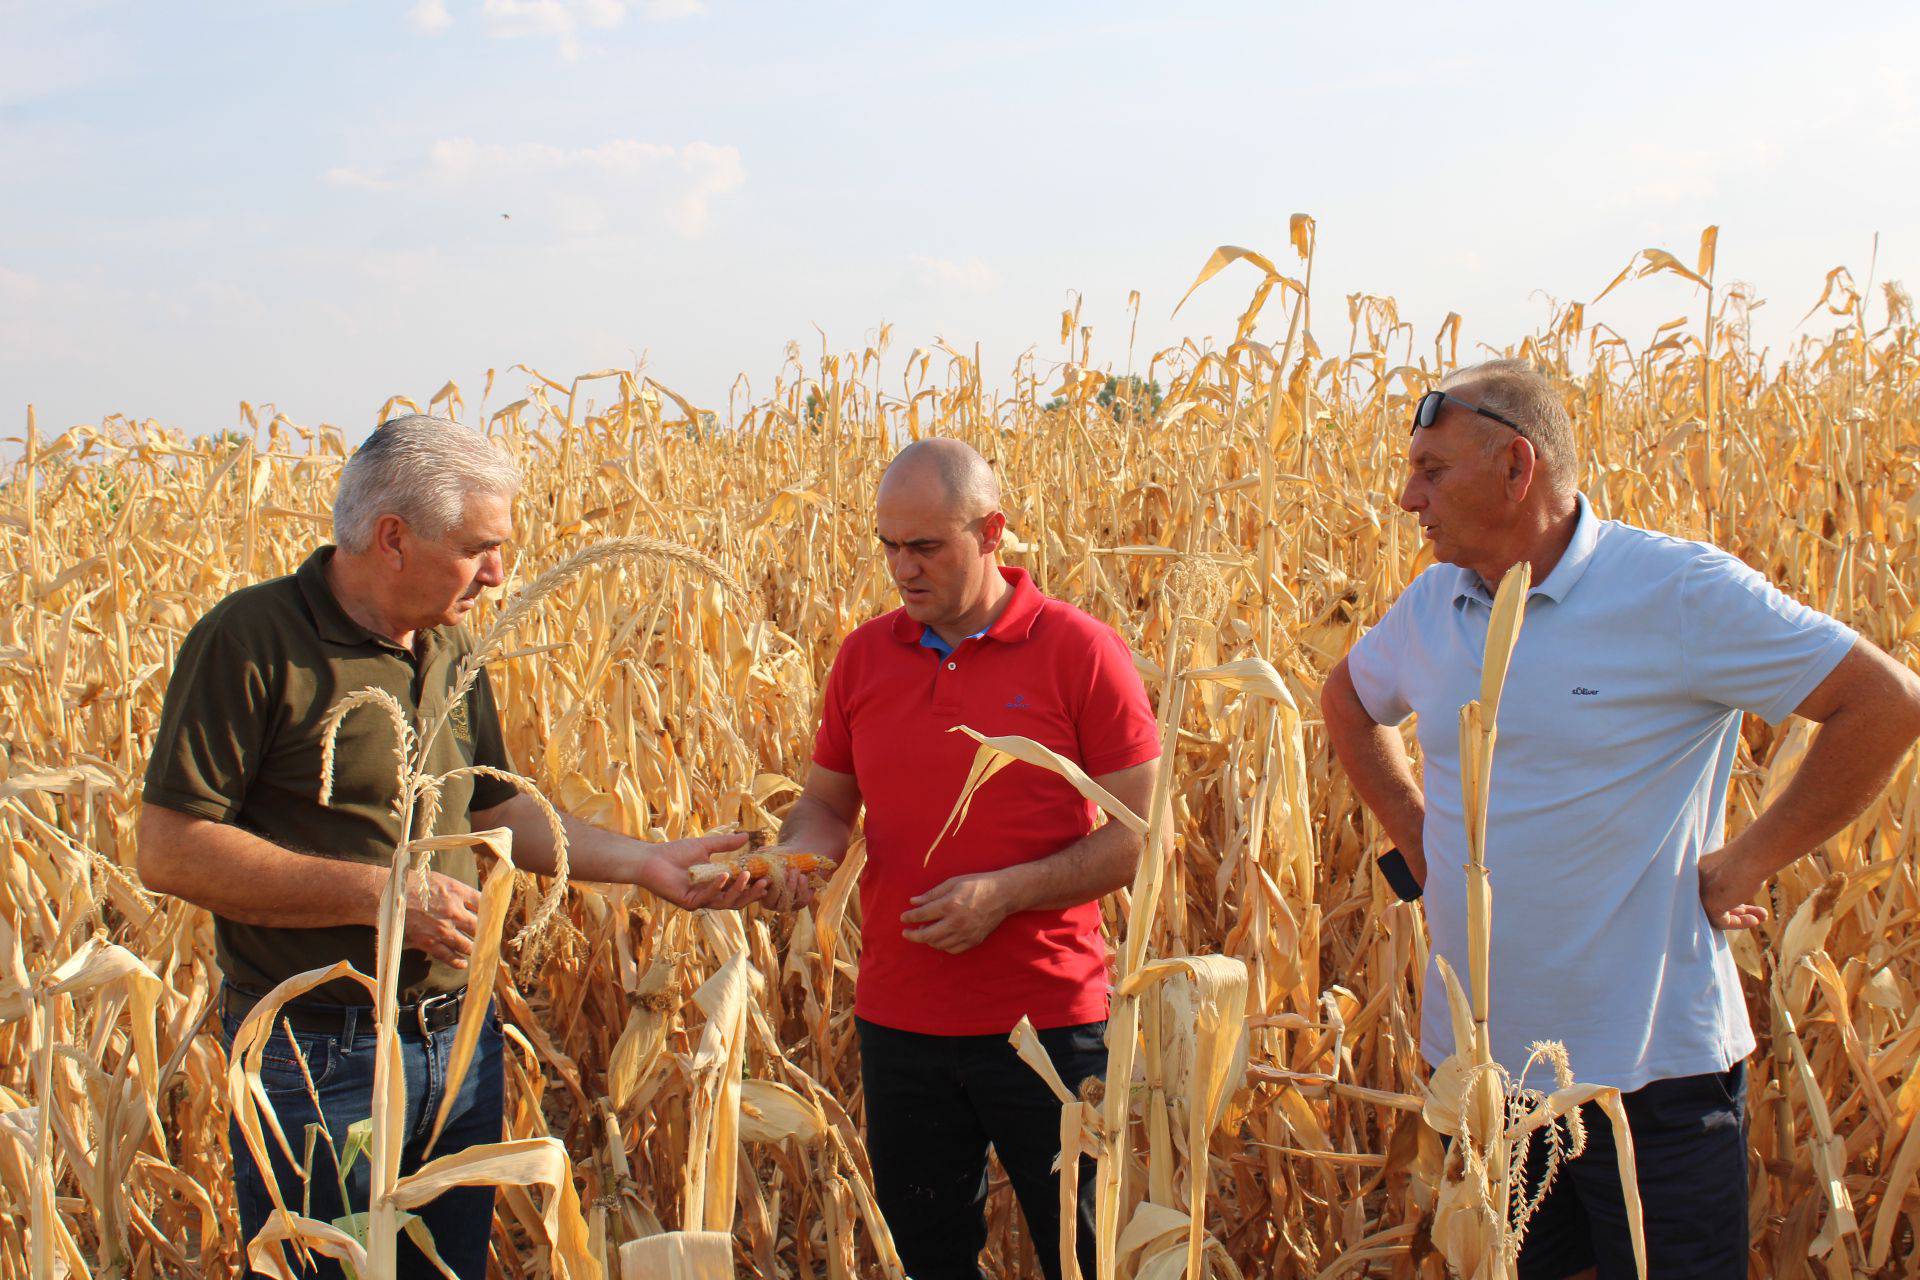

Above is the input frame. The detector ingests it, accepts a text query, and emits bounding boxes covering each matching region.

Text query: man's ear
[373,514,409,570]
[978,510,1006,554]
[1504,436,1539,503]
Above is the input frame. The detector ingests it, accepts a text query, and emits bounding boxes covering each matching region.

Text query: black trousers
[857,1017,1107,1280]
[1516,1062,1749,1279]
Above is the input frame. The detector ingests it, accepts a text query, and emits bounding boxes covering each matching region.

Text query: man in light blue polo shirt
[1321,358,1920,1279]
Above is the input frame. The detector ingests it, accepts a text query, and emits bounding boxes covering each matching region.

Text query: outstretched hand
[642,832,768,911]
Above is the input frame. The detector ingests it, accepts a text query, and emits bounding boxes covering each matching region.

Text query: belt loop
[342,1005,358,1054]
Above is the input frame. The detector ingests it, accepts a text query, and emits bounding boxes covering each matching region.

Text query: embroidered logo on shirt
[448,697,473,745]
[1005,693,1030,710]
[1571,687,1600,697]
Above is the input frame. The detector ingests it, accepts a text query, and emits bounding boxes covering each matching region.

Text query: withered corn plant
[1,224,1917,1277]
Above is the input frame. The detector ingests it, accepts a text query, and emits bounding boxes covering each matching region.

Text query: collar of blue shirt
[918,625,989,660]
[1454,491,1602,607]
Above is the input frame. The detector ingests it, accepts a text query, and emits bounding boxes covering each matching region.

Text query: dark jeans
[857,1016,1107,1280]
[218,989,505,1279]
[1516,1062,1748,1280]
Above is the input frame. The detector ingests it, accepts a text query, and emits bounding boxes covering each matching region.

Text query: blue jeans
[219,990,505,1279]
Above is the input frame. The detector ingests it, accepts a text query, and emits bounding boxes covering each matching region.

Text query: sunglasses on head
[1412,389,1524,435]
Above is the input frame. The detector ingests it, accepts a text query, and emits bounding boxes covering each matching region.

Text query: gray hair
[332,415,521,553]
[1440,359,1576,493]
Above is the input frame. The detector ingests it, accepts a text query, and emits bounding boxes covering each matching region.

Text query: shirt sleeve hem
[140,789,240,823]
[1081,740,1162,777]
[1758,626,1859,725]
[467,781,520,813]
[1348,671,1410,728]
[811,748,855,775]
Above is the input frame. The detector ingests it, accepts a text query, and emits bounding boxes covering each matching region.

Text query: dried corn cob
[687,847,838,885]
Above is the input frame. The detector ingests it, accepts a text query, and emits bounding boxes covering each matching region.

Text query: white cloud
[408,0,453,34]
[669,141,744,235]
[427,136,676,178]
[912,255,1000,293]
[478,0,631,56]
[324,138,744,236]
[398,0,703,55]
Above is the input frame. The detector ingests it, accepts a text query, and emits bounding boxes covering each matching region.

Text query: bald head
[878,438,1001,522]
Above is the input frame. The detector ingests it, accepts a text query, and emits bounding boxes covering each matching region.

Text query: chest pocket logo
[1571,687,1600,697]
[1005,693,1030,710]
[448,697,474,747]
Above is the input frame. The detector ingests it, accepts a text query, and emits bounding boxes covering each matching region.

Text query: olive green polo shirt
[142,547,519,1004]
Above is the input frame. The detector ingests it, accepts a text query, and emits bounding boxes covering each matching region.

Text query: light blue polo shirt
[1348,493,1856,1090]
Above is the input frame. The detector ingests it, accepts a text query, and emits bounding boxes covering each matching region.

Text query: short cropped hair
[332,415,521,552]
[880,438,1002,520]
[1440,359,1576,492]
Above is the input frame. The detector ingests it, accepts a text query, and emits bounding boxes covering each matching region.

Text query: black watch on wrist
[1377,848,1423,901]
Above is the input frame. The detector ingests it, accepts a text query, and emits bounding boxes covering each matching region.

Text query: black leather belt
[222,984,467,1038]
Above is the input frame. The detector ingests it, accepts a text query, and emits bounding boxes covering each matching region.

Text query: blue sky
[4,1,1917,440]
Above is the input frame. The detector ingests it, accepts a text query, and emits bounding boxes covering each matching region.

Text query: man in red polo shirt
[779,438,1159,1280]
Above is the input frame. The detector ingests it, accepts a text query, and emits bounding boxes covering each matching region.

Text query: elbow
[1897,666,1920,745]
[1865,652,1920,746]
[1113,829,1147,892]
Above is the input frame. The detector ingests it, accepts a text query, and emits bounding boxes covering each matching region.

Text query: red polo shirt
[813,567,1160,1035]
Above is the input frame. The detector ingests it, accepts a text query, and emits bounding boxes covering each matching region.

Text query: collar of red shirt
[888,565,1044,648]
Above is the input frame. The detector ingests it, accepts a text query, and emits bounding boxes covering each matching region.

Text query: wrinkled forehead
[449,488,514,542]
[1408,411,1490,465]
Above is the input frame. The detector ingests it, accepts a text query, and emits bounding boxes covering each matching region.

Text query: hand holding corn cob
[686,847,839,885]
[688,833,838,910]
[641,831,772,911]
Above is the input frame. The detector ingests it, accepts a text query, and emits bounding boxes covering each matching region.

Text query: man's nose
[477,550,505,586]
[1398,478,1422,513]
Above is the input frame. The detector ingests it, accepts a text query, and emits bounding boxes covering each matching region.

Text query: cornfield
[2,222,1918,1278]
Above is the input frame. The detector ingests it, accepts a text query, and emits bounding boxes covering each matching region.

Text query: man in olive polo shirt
[139,415,766,1278]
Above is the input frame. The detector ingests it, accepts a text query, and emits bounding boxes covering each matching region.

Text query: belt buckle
[415,993,443,1037]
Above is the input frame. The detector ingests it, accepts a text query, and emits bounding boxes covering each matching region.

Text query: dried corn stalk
[1,231,1915,1277]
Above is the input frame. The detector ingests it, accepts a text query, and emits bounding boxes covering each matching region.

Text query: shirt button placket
[933,653,961,715]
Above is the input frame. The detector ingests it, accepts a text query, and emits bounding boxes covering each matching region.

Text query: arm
[1700,639,1920,925]
[900,760,1156,955]
[469,791,763,911]
[1321,657,1430,884]
[777,763,863,861]
[137,802,481,968]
